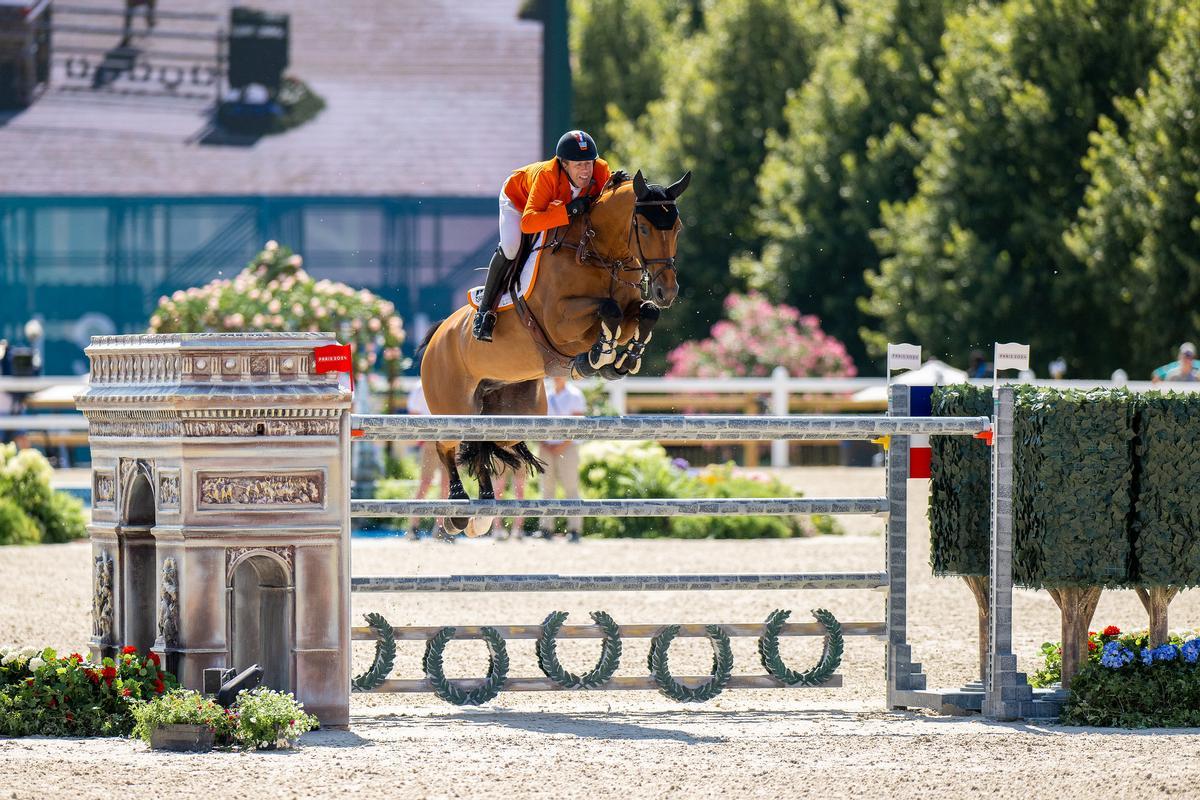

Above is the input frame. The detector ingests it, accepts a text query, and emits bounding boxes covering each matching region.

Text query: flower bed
[1061,630,1200,727]
[0,646,176,737]
[131,687,317,751]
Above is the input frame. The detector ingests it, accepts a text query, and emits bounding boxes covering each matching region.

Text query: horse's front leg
[600,302,661,380]
[439,442,470,536]
[571,299,623,379]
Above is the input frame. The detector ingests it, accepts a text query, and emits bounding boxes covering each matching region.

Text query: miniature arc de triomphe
[77,333,352,727]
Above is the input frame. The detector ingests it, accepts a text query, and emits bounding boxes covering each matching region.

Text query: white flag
[994,342,1030,372]
[887,343,922,373]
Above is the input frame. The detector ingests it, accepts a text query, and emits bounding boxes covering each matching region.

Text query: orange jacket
[503,157,612,234]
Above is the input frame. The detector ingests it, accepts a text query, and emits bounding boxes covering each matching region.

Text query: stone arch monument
[77,333,352,727]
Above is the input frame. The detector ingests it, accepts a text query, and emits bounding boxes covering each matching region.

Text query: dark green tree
[569,0,674,153]
[1065,8,1200,377]
[743,0,966,369]
[606,0,837,363]
[863,0,1173,375]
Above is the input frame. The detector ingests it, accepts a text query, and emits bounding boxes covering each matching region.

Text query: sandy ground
[3,467,1200,799]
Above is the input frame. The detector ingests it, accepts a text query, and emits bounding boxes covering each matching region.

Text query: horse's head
[631,169,690,308]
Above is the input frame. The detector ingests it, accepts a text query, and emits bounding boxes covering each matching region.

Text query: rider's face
[563,159,594,188]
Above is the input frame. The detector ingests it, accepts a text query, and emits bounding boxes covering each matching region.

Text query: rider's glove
[566,196,592,218]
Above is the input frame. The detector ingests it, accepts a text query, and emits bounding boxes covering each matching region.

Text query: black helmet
[555,130,598,162]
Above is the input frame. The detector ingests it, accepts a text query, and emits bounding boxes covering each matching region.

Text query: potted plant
[231,687,318,750]
[131,689,234,752]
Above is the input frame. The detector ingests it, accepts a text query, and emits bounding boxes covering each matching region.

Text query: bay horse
[419,169,691,536]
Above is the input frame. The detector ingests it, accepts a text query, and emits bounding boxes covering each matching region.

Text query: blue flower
[1181,639,1200,665]
[671,457,690,471]
[1152,644,1180,663]
[1100,641,1135,669]
[1140,647,1154,666]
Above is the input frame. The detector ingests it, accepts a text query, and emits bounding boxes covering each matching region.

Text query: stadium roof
[0,0,543,196]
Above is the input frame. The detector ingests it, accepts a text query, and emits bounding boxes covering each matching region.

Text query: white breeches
[498,189,523,260]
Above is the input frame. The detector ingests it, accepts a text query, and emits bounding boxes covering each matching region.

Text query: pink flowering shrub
[666,292,856,378]
[148,241,407,409]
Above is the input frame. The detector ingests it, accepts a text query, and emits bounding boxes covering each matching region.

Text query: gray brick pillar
[887,384,926,708]
[983,385,1033,719]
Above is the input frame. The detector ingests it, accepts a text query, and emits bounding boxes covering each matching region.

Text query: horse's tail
[413,318,445,365]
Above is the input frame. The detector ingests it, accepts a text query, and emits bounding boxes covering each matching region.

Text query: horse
[418,169,692,536]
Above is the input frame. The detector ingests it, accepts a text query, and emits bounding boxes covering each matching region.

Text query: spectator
[967,349,990,378]
[1152,342,1199,382]
[538,376,586,542]
[405,381,449,540]
[490,466,527,540]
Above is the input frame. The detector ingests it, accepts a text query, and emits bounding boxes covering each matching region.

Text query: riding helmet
[555,130,599,162]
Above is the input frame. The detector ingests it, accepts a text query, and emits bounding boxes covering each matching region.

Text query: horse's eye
[639,224,649,235]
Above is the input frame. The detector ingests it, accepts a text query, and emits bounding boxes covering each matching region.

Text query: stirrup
[472,309,497,342]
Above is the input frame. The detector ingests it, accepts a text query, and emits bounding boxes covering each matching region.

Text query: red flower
[1088,640,1098,652]
[121,688,133,697]
[25,678,33,687]
[147,652,161,666]
[121,646,138,655]
[86,669,99,684]
[68,653,83,663]
[102,666,117,685]
[153,678,165,694]
[1103,625,1121,637]
[65,712,74,723]
[47,697,56,708]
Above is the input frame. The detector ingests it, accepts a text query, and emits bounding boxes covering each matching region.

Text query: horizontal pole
[350,414,990,442]
[351,497,889,519]
[368,674,842,693]
[351,572,889,593]
[351,621,885,641]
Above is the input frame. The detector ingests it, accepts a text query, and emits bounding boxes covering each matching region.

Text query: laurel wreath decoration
[536,610,623,689]
[757,608,843,686]
[647,624,734,702]
[352,612,397,692]
[422,626,510,705]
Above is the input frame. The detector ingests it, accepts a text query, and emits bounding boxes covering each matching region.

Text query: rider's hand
[566,196,592,218]
[610,170,631,185]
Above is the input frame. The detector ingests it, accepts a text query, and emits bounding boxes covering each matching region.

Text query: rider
[472,129,624,342]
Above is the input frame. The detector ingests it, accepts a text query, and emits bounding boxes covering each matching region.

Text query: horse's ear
[633,169,649,200]
[667,171,692,200]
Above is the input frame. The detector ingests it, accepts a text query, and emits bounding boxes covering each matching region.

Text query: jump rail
[351,572,889,593]
[350,413,991,441]
[351,497,890,518]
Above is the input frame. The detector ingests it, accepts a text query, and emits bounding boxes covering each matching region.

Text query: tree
[863,0,1173,375]
[1065,7,1200,377]
[569,0,673,153]
[742,0,965,370]
[607,0,837,367]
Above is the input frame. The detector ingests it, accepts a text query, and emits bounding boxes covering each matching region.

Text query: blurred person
[405,380,449,540]
[489,466,527,540]
[1152,342,1199,382]
[538,376,586,542]
[967,349,989,378]
[472,130,629,342]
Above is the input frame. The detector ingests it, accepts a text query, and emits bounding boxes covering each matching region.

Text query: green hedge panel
[1132,393,1200,588]
[929,384,994,577]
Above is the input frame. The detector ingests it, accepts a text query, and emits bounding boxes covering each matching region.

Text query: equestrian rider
[472,130,625,342]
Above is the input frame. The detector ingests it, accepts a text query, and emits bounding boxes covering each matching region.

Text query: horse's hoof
[445,516,469,535]
[599,363,626,381]
[466,517,494,538]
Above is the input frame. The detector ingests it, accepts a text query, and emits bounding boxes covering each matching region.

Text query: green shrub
[131,689,235,744]
[231,687,318,749]
[384,454,419,480]
[0,498,41,546]
[0,445,88,544]
[929,384,993,576]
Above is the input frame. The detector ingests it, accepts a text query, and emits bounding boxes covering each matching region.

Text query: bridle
[539,186,680,302]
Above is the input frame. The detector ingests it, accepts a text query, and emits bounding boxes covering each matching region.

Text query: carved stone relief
[157,557,179,649]
[93,552,115,643]
[94,471,115,506]
[197,472,324,508]
[158,471,180,509]
[225,546,294,582]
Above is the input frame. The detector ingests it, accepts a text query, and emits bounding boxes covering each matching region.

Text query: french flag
[907,385,933,479]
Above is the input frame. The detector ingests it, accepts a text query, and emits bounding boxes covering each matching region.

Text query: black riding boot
[472,246,514,342]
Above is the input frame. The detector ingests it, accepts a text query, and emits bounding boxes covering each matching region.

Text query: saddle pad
[467,232,544,312]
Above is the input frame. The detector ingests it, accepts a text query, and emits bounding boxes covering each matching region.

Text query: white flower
[265,240,279,252]
[1,652,14,665]
[19,647,37,659]
[268,299,282,314]
[28,657,43,670]
[287,255,303,267]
